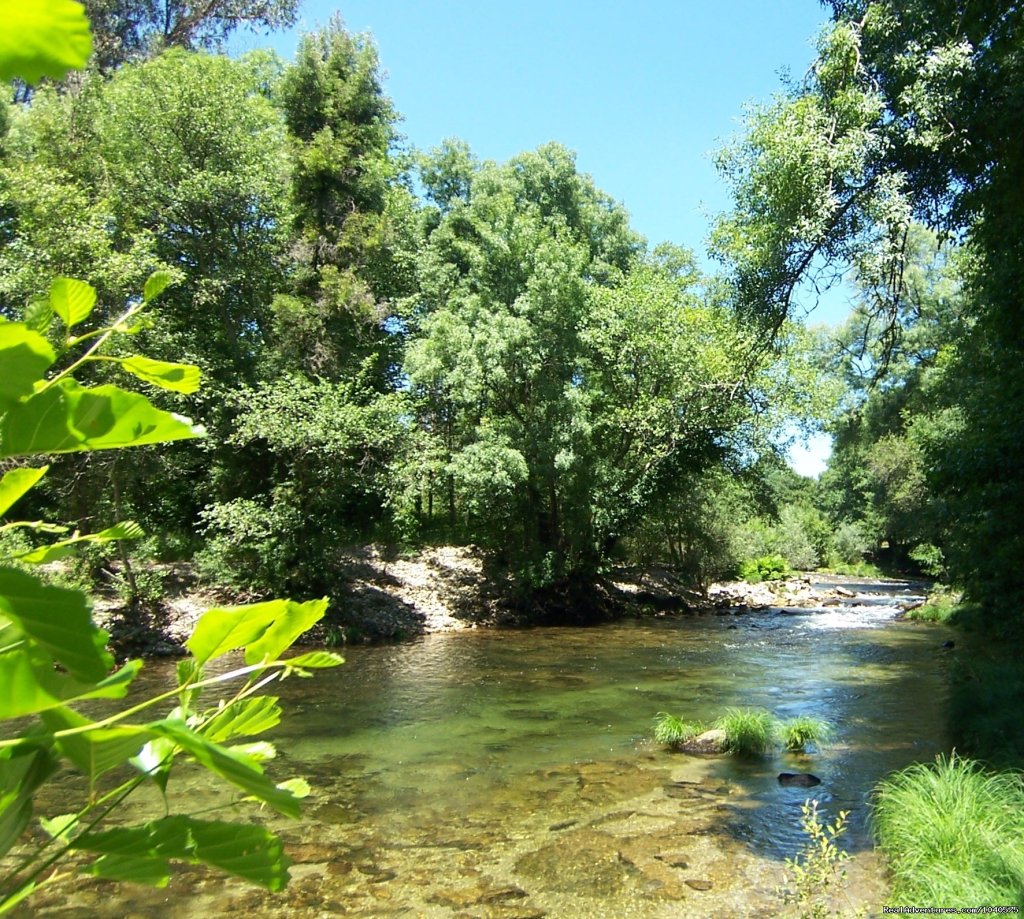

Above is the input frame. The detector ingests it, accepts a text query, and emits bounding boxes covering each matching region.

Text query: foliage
[872,754,1024,908]
[652,713,704,750]
[82,0,300,70]
[715,708,777,756]
[0,275,342,910]
[904,584,959,624]
[780,717,832,753]
[0,0,92,84]
[739,554,790,583]
[780,799,860,919]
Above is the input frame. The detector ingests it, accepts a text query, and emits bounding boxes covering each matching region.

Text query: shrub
[739,554,790,582]
[716,707,777,755]
[780,716,832,752]
[872,754,1024,907]
[653,712,704,749]
[780,799,861,918]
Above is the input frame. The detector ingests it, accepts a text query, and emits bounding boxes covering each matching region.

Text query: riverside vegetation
[2,0,1023,911]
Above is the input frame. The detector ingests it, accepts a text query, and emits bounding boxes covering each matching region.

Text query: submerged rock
[777,772,821,787]
[679,729,727,754]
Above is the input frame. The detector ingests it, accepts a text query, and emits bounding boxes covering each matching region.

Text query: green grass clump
[905,584,961,623]
[780,716,832,753]
[653,712,703,749]
[716,707,776,756]
[872,754,1024,907]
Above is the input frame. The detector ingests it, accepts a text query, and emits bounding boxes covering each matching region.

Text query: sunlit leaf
[0,0,92,84]
[202,696,281,744]
[0,380,204,458]
[148,720,301,818]
[0,466,47,517]
[49,277,96,329]
[0,566,111,682]
[40,813,77,841]
[186,598,329,668]
[42,707,153,782]
[143,270,174,303]
[276,777,310,799]
[22,298,53,335]
[0,650,140,720]
[15,520,144,565]
[283,650,345,671]
[119,356,200,394]
[228,741,276,762]
[130,735,178,793]
[0,322,56,403]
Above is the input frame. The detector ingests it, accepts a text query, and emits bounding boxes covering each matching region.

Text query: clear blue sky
[231,1,841,473]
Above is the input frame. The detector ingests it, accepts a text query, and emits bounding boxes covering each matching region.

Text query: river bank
[94,545,930,657]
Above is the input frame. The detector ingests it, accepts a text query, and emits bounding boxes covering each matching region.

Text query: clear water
[22,579,951,917]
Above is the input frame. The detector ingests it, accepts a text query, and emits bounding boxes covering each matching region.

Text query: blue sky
[232,1,841,474]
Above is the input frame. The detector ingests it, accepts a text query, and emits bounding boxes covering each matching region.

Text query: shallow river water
[25,578,952,918]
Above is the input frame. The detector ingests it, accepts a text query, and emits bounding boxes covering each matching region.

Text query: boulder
[679,729,727,754]
[777,772,821,788]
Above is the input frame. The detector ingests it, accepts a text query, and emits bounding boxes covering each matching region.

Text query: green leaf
[143,271,174,303]
[276,777,310,799]
[0,321,56,403]
[228,741,276,762]
[40,813,77,841]
[284,650,345,671]
[15,520,144,565]
[76,816,290,891]
[0,566,112,682]
[85,853,170,887]
[0,742,56,859]
[130,735,178,793]
[186,598,329,668]
[0,648,140,720]
[0,0,92,84]
[42,707,153,782]
[49,277,96,329]
[148,720,301,818]
[0,380,205,458]
[0,466,47,517]
[202,696,281,744]
[119,356,201,395]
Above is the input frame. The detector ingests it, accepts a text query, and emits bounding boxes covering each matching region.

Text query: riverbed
[21,578,951,917]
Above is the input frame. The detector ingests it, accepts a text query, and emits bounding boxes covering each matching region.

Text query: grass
[872,753,1024,907]
[904,584,961,623]
[780,715,832,753]
[653,712,704,749]
[716,707,777,756]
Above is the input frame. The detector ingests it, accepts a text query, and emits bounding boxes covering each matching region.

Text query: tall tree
[715,1,1024,630]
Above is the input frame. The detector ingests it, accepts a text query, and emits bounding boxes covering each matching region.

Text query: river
[23,577,951,918]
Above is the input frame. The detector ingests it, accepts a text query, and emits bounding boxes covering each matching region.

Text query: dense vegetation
[2,0,1024,910]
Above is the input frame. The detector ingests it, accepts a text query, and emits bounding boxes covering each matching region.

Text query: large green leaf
[186,598,329,668]
[0,0,92,84]
[148,720,301,818]
[0,322,56,403]
[42,707,153,782]
[142,271,174,303]
[0,467,47,518]
[0,380,204,457]
[76,816,289,891]
[283,650,345,671]
[119,356,201,395]
[201,696,281,744]
[0,742,56,859]
[15,520,144,565]
[0,567,111,682]
[49,277,96,330]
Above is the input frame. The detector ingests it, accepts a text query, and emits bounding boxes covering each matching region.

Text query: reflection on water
[22,581,950,917]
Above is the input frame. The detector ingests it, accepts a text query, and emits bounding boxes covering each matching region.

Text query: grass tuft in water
[780,716,832,753]
[872,753,1024,907]
[716,707,776,756]
[653,712,703,749]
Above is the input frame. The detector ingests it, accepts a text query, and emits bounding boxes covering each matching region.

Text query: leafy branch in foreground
[0,275,342,912]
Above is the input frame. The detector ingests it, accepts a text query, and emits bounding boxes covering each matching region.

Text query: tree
[82,0,300,70]
[714,1,1024,629]
[405,143,759,594]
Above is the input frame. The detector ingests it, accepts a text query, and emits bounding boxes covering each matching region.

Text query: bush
[905,584,961,623]
[739,553,790,582]
[716,707,777,755]
[780,716,832,752]
[653,712,704,749]
[831,519,870,566]
[872,754,1024,907]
